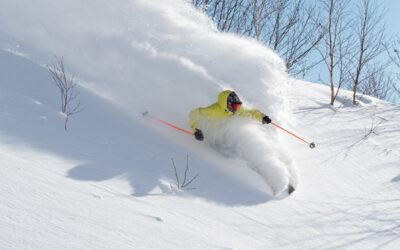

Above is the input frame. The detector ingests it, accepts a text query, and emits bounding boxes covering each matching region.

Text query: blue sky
[385,0,400,103]
[384,0,400,36]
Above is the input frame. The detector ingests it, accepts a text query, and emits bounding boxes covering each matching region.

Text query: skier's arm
[189,103,220,131]
[189,108,202,132]
[190,107,214,131]
[237,108,270,124]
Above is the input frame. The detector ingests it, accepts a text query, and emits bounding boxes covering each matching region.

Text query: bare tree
[216,0,245,32]
[192,0,251,33]
[193,0,393,104]
[192,0,323,76]
[317,0,353,105]
[263,0,323,75]
[249,0,269,41]
[387,39,400,98]
[48,56,82,130]
[358,64,393,100]
[350,0,387,105]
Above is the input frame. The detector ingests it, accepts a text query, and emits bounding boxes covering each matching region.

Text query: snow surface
[0,0,400,249]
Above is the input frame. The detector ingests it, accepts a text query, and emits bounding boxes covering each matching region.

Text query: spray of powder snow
[0,0,290,122]
[199,116,299,194]
[0,0,299,192]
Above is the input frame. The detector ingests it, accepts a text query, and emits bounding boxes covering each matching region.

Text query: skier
[189,90,272,141]
[189,90,295,195]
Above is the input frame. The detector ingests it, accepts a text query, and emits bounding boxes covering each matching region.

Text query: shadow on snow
[0,50,272,206]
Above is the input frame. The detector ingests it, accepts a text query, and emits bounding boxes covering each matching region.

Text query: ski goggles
[228,103,241,112]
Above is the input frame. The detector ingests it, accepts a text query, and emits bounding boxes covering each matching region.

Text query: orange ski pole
[270,122,315,149]
[142,112,194,136]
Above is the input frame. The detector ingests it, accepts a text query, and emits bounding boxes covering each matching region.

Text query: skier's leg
[246,155,290,195]
[276,149,300,189]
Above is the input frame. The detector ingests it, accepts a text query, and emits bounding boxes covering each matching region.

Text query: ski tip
[309,142,316,149]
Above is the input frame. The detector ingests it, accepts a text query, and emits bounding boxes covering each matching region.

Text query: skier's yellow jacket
[189,90,266,132]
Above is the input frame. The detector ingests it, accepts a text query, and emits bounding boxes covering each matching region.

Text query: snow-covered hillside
[1,0,400,249]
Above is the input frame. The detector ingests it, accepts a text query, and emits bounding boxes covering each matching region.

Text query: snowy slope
[1,0,400,249]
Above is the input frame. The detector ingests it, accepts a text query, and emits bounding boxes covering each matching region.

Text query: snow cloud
[0,0,290,126]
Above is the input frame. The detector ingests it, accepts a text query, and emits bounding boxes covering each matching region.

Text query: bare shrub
[363,107,385,140]
[48,56,82,130]
[170,155,199,190]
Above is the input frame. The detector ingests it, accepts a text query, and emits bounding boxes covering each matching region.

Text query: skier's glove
[262,116,272,124]
[194,129,204,141]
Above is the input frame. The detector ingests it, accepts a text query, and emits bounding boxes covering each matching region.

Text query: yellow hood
[217,90,234,111]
